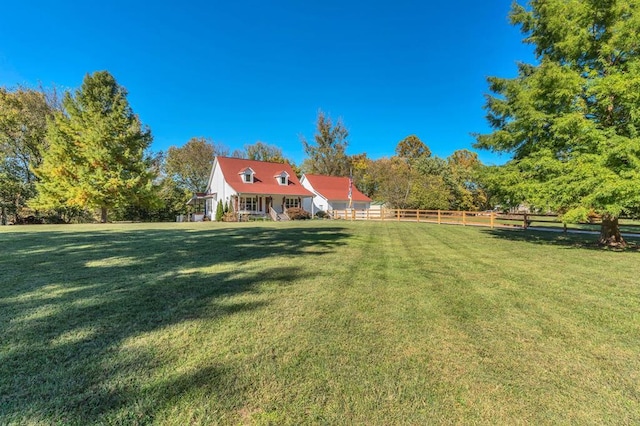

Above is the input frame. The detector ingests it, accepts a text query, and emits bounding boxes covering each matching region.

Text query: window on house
[284,197,299,209]
[239,196,257,211]
[276,172,288,186]
[244,172,253,183]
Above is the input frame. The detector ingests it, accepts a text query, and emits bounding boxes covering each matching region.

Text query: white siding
[300,175,329,215]
[206,159,239,220]
[299,175,372,214]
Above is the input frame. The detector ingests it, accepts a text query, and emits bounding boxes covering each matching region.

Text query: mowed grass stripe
[0,221,638,424]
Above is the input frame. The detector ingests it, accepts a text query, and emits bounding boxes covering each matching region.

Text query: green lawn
[1,221,638,425]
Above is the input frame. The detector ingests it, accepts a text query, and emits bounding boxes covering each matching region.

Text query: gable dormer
[239,167,255,183]
[275,171,290,186]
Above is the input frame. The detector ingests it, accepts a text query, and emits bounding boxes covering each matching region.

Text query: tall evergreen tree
[34,71,153,222]
[476,0,640,246]
[215,200,224,221]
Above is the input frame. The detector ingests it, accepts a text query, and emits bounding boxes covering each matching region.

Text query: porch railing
[269,207,280,221]
[270,206,290,221]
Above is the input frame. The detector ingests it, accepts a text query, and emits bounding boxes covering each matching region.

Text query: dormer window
[239,167,255,183]
[275,171,289,186]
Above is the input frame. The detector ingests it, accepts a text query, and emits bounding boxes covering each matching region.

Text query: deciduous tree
[243,141,285,163]
[165,137,226,193]
[446,150,489,211]
[301,110,350,176]
[409,174,451,210]
[476,0,640,246]
[349,153,377,197]
[369,157,413,208]
[395,135,431,164]
[0,87,55,222]
[0,160,27,224]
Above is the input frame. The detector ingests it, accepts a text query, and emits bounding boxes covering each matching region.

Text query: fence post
[417,210,420,223]
[352,209,355,221]
[463,211,466,226]
[523,213,528,229]
[397,209,400,221]
[490,212,495,229]
[438,210,441,225]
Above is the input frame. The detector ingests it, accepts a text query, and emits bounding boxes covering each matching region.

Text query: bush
[287,207,311,220]
[315,210,329,219]
[223,211,237,222]
[13,215,44,225]
[215,201,224,221]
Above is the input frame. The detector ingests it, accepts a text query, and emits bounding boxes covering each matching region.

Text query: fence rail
[330,209,640,235]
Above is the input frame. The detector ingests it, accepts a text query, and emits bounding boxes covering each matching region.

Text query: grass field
[1,221,639,425]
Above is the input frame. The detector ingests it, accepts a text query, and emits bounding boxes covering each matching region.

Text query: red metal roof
[303,174,372,202]
[216,157,313,196]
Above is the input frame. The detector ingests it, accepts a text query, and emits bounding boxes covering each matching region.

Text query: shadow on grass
[481,227,639,251]
[0,224,350,423]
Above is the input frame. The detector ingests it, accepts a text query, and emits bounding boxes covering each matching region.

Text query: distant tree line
[6,0,639,250]
[300,113,490,211]
[0,72,491,225]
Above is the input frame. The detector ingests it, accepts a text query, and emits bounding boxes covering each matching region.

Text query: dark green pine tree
[215,200,224,221]
[476,0,640,246]
[34,71,153,222]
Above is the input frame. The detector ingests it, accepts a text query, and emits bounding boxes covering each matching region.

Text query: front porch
[185,192,216,222]
[234,193,310,221]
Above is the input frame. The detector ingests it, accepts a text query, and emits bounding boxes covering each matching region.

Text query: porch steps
[269,206,289,221]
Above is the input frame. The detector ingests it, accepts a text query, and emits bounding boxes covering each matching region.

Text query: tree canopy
[301,110,350,176]
[34,71,153,223]
[243,141,286,163]
[395,134,431,164]
[476,0,640,246]
[0,87,55,223]
[165,137,225,193]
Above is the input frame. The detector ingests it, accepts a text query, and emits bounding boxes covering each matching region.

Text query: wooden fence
[330,209,640,235]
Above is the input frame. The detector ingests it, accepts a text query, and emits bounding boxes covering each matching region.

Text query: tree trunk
[599,215,626,247]
[100,206,108,223]
[1,205,6,225]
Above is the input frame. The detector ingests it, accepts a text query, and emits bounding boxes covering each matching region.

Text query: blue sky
[0,1,534,166]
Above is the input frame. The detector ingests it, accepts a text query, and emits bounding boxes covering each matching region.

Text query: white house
[300,174,372,215]
[204,156,314,220]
